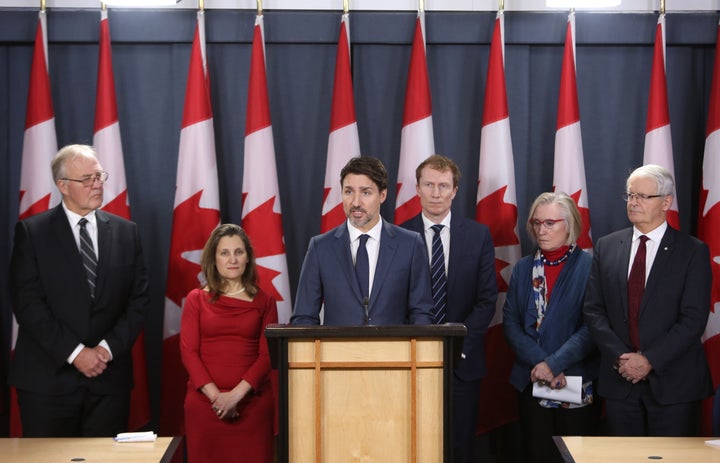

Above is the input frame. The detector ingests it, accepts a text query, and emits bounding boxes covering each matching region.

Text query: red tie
[627,235,649,351]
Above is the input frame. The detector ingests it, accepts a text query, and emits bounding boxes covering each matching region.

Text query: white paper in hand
[532,376,583,404]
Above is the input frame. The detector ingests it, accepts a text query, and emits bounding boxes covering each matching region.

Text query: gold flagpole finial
[343,0,349,14]
[40,0,45,12]
[198,0,204,11]
[660,0,665,15]
[101,1,106,11]
[498,0,504,12]
[257,0,262,16]
[419,0,424,13]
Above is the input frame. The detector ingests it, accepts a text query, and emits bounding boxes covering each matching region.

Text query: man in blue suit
[401,155,497,463]
[584,164,712,436]
[291,156,433,326]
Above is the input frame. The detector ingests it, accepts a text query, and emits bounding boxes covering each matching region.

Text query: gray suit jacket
[291,220,433,325]
[583,225,712,404]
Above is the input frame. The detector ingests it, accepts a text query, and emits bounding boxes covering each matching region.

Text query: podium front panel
[288,337,443,463]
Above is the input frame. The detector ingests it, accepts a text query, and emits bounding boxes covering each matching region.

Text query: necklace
[224,287,246,296]
[540,243,576,267]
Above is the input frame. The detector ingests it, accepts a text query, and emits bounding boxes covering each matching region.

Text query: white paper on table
[114,431,157,443]
[705,439,720,448]
[532,375,583,404]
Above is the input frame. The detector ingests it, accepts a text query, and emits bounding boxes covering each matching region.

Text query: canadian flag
[643,14,679,229]
[93,8,149,432]
[553,12,592,251]
[11,8,59,437]
[160,10,221,435]
[475,10,522,433]
[700,19,720,437]
[394,9,434,225]
[241,15,292,324]
[320,12,360,233]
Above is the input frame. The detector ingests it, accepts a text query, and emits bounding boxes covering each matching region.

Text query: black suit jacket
[583,225,712,404]
[9,205,150,395]
[402,213,497,381]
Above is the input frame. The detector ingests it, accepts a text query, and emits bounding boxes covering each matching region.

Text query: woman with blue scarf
[503,192,600,463]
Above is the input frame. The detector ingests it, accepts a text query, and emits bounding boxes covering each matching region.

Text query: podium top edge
[264,323,467,339]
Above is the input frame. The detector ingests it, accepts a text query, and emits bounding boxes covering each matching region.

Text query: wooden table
[554,436,720,463]
[0,436,182,463]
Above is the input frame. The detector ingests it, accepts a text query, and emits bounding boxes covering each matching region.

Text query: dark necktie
[430,224,447,324]
[355,234,370,300]
[627,235,649,351]
[79,218,98,298]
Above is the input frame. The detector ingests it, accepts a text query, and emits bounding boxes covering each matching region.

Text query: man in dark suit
[291,156,433,326]
[9,144,149,437]
[584,164,712,436]
[401,155,497,463]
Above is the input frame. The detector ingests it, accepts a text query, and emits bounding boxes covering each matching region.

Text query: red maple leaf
[569,190,593,249]
[242,196,286,258]
[242,195,288,303]
[476,186,519,248]
[320,186,346,232]
[698,188,720,311]
[495,258,511,292]
[101,190,131,220]
[165,191,220,306]
[477,186,519,291]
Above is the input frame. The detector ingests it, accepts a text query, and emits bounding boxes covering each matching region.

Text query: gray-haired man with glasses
[9,144,149,437]
[584,164,712,437]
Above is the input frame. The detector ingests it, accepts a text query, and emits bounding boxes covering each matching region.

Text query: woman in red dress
[180,224,277,463]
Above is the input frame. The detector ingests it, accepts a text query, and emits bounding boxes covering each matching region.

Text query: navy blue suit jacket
[584,225,712,404]
[9,205,150,396]
[291,220,433,326]
[401,213,497,381]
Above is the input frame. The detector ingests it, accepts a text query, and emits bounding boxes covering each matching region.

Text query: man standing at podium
[401,155,497,463]
[291,156,433,326]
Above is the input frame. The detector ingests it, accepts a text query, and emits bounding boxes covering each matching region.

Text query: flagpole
[498,0,503,12]
[257,0,262,16]
[343,0,348,14]
[199,0,203,11]
[419,0,423,12]
[660,0,665,15]
[40,0,45,11]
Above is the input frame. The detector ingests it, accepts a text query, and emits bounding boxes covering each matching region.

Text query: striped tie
[78,218,98,298]
[430,224,447,324]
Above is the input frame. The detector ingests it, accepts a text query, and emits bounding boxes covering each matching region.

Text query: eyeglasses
[530,218,565,230]
[61,171,109,187]
[622,192,663,203]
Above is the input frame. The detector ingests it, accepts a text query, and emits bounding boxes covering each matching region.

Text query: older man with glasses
[584,164,713,437]
[9,144,149,437]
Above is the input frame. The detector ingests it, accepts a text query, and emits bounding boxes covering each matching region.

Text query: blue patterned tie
[78,218,98,298]
[355,234,370,300]
[430,224,447,324]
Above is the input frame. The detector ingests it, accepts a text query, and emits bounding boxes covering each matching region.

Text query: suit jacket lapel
[371,221,398,305]
[333,225,364,301]
[95,210,112,295]
[641,226,674,315]
[447,215,464,294]
[50,205,91,297]
[617,228,633,317]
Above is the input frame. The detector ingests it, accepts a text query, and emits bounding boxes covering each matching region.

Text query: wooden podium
[265,324,466,463]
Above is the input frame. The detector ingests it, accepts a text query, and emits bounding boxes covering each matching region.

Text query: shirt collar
[633,221,667,243]
[421,211,451,232]
[62,201,97,228]
[347,217,383,242]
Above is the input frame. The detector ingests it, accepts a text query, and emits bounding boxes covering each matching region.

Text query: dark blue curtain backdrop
[1,8,718,430]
